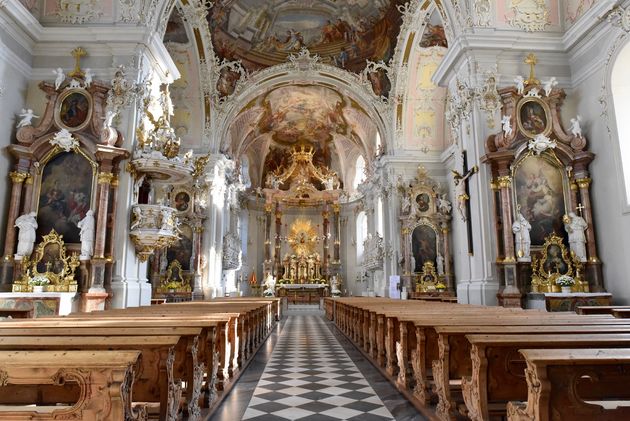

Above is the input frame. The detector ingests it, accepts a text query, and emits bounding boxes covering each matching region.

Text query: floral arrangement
[436,282,447,291]
[555,275,575,287]
[28,276,50,287]
[165,281,181,290]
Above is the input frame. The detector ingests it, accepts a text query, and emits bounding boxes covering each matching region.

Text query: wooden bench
[507,348,630,421]
[576,305,630,315]
[0,307,33,319]
[0,350,144,421]
[462,333,630,420]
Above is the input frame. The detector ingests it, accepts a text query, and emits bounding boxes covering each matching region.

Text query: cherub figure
[84,68,93,88]
[514,75,525,95]
[543,77,557,96]
[452,165,478,222]
[17,109,39,128]
[570,115,583,138]
[53,68,65,90]
[501,115,512,137]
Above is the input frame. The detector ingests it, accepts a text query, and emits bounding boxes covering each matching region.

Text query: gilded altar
[280,253,323,283]
[531,234,589,293]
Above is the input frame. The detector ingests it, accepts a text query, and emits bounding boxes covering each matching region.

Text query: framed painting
[55,89,92,131]
[513,154,568,247]
[173,190,191,213]
[516,97,551,138]
[167,223,193,270]
[36,151,95,243]
[411,223,437,273]
[415,192,430,213]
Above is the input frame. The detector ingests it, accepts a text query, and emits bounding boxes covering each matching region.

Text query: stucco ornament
[608,5,630,32]
[57,0,102,24]
[528,133,556,155]
[508,0,551,32]
[474,0,492,26]
[50,129,78,152]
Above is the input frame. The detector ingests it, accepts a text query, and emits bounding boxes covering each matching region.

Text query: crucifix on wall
[452,151,478,254]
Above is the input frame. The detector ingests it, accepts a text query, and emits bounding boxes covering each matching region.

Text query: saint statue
[14,212,38,258]
[564,212,588,262]
[512,212,532,261]
[77,209,95,260]
[436,253,445,276]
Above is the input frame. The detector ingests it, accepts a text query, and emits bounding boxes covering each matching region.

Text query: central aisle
[242,314,395,420]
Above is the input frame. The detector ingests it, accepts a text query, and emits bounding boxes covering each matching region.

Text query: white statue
[84,68,93,88]
[330,275,341,296]
[130,207,143,230]
[324,176,334,190]
[564,212,588,262]
[543,77,557,96]
[68,79,82,89]
[570,115,583,138]
[514,75,525,95]
[528,133,557,155]
[436,253,445,276]
[50,129,78,152]
[14,212,38,258]
[525,87,541,98]
[401,194,411,214]
[512,212,532,261]
[17,109,39,128]
[437,194,452,214]
[53,68,65,90]
[103,110,116,129]
[501,115,513,137]
[410,254,416,273]
[77,209,95,260]
[160,209,173,231]
[263,273,276,296]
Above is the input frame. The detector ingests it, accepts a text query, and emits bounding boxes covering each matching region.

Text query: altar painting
[36,152,94,243]
[58,91,91,130]
[411,224,437,273]
[514,155,566,246]
[167,224,193,270]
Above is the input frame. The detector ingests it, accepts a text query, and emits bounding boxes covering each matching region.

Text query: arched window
[356,211,367,261]
[353,155,366,189]
[611,41,630,206]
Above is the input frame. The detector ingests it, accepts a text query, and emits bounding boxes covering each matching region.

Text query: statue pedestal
[81,291,109,312]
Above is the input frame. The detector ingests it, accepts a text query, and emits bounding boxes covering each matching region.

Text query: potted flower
[436,282,447,293]
[555,275,575,294]
[29,276,50,293]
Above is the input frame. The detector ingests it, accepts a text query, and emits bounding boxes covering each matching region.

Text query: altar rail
[325,297,630,421]
[0,297,281,420]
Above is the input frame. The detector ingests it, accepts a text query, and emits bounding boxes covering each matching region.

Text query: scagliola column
[3,171,29,259]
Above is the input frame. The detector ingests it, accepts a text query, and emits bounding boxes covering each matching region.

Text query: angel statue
[53,68,65,90]
[452,165,478,222]
[501,115,512,137]
[570,116,583,138]
[84,68,93,88]
[514,75,525,95]
[17,109,39,128]
[437,194,452,214]
[543,77,557,96]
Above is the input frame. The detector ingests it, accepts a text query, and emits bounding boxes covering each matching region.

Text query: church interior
[1,0,630,420]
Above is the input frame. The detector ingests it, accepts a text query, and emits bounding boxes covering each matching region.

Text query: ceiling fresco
[232,85,374,189]
[209,0,406,73]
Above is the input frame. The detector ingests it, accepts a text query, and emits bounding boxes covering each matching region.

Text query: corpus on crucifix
[452,165,478,223]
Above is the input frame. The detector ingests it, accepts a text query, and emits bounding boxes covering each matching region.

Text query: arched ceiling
[209,0,406,73]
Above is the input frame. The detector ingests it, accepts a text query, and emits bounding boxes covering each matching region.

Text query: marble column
[192,225,204,297]
[274,204,282,276]
[322,207,330,277]
[90,171,114,291]
[263,203,272,274]
[0,171,28,289]
[21,173,34,214]
[441,223,453,291]
[333,204,341,263]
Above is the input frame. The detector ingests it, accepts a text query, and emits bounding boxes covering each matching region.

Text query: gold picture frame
[516,96,552,139]
[55,88,93,132]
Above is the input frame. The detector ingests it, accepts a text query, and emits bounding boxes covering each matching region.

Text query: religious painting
[216,68,241,98]
[517,97,551,138]
[514,155,567,247]
[411,224,437,273]
[163,9,189,44]
[415,193,430,213]
[37,152,94,243]
[167,224,193,270]
[419,24,448,48]
[208,0,405,92]
[173,190,191,213]
[35,243,64,274]
[56,90,92,131]
[542,243,569,275]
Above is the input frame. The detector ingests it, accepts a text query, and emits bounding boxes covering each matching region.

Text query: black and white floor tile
[241,315,395,421]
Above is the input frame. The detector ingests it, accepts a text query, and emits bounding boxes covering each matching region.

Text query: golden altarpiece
[258,146,343,301]
[399,166,454,295]
[482,57,606,307]
[1,53,129,312]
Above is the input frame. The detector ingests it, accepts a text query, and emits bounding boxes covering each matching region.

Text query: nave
[212,311,423,421]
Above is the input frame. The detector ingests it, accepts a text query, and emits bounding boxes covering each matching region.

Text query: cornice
[0,35,32,76]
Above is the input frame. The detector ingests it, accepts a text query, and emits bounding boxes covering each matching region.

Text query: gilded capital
[332,204,340,213]
[497,176,512,189]
[489,179,499,190]
[97,172,115,185]
[264,203,273,213]
[111,175,119,187]
[575,177,591,189]
[9,171,28,184]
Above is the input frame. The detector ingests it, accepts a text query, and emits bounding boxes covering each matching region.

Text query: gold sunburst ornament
[287,218,319,256]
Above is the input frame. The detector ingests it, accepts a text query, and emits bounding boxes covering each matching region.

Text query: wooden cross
[69,47,87,78]
[524,53,540,85]
[576,203,585,216]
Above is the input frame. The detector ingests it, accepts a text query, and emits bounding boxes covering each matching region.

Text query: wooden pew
[613,309,630,318]
[0,350,144,421]
[0,335,182,420]
[461,333,630,420]
[507,348,630,421]
[576,305,630,315]
[0,307,33,319]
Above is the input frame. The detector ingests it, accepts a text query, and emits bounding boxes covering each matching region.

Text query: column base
[110,279,150,309]
[81,291,109,312]
[457,280,500,306]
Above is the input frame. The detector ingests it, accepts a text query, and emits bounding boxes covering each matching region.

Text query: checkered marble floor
[242,315,395,421]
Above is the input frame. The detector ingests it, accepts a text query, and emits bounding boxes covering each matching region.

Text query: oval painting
[59,91,90,129]
[518,98,549,138]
